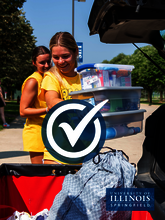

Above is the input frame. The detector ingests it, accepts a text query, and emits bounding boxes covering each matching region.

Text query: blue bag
[49,148,136,220]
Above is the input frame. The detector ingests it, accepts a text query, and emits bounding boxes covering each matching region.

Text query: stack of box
[70,63,146,140]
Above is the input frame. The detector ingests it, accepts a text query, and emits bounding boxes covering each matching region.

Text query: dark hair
[32,46,50,64]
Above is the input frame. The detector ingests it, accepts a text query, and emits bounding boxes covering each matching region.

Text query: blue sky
[23,0,150,65]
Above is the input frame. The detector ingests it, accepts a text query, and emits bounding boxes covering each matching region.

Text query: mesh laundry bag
[48,148,136,220]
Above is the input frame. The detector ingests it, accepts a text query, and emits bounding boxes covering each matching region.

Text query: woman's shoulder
[44,67,58,80]
[22,72,39,90]
[31,72,43,80]
[24,72,39,82]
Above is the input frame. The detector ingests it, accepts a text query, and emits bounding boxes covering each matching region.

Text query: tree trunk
[160,91,163,102]
[147,93,150,102]
[148,90,153,105]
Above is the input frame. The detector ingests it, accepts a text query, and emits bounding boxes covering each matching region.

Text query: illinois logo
[42,99,107,164]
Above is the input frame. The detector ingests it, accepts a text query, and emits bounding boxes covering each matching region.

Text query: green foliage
[0,0,36,95]
[102,44,165,103]
[130,46,165,90]
[102,53,130,64]
[162,33,165,40]
[109,53,129,64]
[128,45,165,104]
[102,59,110,63]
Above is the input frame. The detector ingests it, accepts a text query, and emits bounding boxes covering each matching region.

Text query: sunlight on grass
[140,98,165,105]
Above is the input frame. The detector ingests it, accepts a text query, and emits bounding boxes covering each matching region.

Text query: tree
[104,45,165,104]
[158,33,165,101]
[109,53,129,64]
[102,59,110,64]
[0,0,36,97]
[128,46,165,104]
[102,53,129,64]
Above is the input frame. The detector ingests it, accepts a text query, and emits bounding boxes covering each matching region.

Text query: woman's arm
[44,90,63,109]
[20,78,47,118]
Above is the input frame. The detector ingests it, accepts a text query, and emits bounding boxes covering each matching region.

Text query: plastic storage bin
[103,109,146,140]
[70,87,143,113]
[76,63,134,90]
[69,88,145,139]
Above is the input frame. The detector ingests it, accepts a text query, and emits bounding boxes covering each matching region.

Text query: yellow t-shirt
[22,72,47,152]
[40,69,81,101]
[41,68,81,163]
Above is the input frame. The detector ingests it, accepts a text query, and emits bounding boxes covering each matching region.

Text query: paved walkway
[0,104,160,166]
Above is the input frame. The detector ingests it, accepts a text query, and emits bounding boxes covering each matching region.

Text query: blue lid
[103,67,118,71]
[76,63,95,72]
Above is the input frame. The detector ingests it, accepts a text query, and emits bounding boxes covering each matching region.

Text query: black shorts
[0,97,5,107]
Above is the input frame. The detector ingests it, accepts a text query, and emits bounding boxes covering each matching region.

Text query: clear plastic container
[76,63,134,90]
[70,87,143,113]
[103,109,146,140]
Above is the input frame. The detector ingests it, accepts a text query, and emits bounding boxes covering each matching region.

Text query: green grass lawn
[140,98,165,105]
[0,101,20,131]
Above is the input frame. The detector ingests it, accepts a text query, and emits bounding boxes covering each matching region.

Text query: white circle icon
[46,102,101,158]
[42,99,107,164]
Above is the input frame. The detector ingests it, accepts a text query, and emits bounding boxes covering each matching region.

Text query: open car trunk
[88,1,165,220]
[88,0,165,58]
